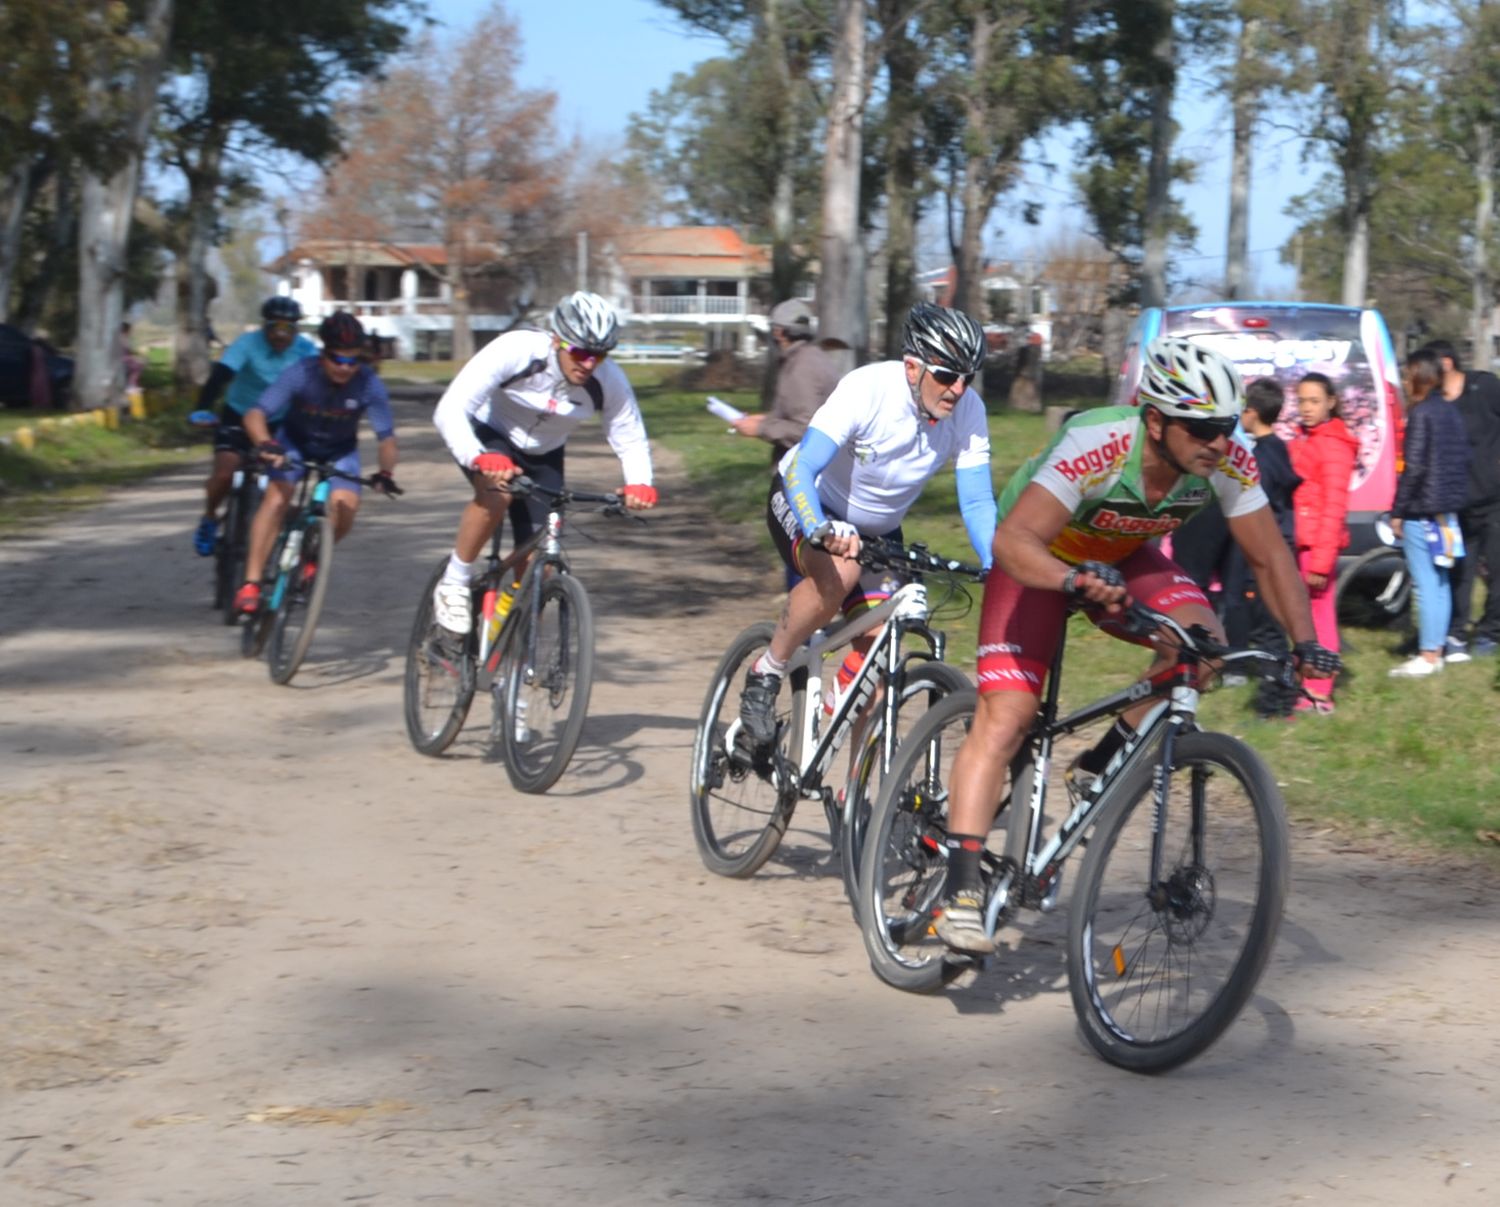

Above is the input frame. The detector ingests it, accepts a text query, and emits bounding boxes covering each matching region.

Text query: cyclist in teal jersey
[933,337,1341,954]
[193,296,318,555]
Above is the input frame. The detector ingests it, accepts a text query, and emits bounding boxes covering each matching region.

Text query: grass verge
[630,363,1500,862]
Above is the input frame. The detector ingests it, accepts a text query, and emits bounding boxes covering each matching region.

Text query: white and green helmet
[1138,336,1243,420]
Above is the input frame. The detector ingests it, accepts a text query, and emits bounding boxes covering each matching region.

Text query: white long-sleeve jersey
[432,329,654,485]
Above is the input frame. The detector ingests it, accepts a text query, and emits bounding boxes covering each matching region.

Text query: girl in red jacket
[1288,372,1358,712]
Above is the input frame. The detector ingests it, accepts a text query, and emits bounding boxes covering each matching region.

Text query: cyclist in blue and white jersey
[193,296,318,555]
[234,312,399,615]
[428,291,657,634]
[738,302,998,744]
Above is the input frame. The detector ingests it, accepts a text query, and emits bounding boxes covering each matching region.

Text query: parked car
[1112,302,1405,568]
[0,323,74,408]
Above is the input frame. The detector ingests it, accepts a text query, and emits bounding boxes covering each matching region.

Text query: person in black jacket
[1422,339,1500,657]
[1390,349,1473,677]
[1240,377,1303,714]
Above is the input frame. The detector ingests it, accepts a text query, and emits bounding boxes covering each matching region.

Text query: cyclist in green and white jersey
[934,337,1340,954]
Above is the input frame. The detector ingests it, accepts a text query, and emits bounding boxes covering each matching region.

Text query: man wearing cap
[732,299,844,461]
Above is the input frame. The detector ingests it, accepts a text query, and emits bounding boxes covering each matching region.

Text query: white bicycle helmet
[550,290,620,352]
[1137,336,1242,419]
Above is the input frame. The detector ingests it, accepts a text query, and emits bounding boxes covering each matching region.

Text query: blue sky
[440,0,1298,296]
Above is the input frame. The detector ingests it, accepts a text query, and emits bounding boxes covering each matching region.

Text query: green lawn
[629,364,1500,861]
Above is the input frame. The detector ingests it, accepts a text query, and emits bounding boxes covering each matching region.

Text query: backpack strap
[497,357,603,412]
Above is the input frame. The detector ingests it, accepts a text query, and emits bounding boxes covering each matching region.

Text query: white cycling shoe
[432,582,472,635]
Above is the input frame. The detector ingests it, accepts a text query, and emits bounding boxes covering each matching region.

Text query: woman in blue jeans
[1390,350,1472,677]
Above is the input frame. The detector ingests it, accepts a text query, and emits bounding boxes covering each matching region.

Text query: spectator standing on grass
[1288,371,1358,714]
[1240,377,1302,715]
[731,299,845,590]
[1388,350,1472,678]
[1421,339,1500,659]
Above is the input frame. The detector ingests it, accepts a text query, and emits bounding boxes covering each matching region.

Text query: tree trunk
[817,0,866,366]
[0,158,47,324]
[448,243,474,363]
[14,164,74,336]
[1139,2,1176,311]
[1224,16,1258,300]
[74,0,175,411]
[1339,147,1371,308]
[1472,120,1495,371]
[954,165,988,318]
[880,6,919,358]
[174,137,225,395]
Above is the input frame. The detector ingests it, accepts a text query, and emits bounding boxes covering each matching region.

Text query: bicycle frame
[764,581,946,803]
[476,505,570,671]
[264,472,332,613]
[983,616,1285,936]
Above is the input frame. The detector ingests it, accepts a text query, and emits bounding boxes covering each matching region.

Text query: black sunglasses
[914,359,970,388]
[1173,414,1237,441]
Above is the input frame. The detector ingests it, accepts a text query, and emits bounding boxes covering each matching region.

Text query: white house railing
[626,295,761,318]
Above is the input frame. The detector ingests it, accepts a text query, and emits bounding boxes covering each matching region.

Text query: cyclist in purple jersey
[234,313,399,614]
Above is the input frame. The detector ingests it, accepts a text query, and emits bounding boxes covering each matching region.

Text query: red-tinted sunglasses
[561,341,609,364]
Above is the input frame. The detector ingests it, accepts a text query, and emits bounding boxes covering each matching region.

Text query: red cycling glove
[472,453,516,475]
[622,484,658,507]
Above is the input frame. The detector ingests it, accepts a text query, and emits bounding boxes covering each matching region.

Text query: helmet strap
[1143,407,1193,478]
[909,366,943,425]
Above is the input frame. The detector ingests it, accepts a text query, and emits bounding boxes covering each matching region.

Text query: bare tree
[819,0,868,359]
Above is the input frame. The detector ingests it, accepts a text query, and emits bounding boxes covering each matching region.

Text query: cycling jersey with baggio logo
[252,356,394,461]
[997,405,1267,566]
[432,328,653,485]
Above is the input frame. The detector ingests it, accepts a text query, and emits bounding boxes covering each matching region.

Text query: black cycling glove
[1061,560,1126,599]
[1292,640,1342,677]
[256,439,285,461]
[370,471,402,497]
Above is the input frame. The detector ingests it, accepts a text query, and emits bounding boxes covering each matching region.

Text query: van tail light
[1241,317,1270,328]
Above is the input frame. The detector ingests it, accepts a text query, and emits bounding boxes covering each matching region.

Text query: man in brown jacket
[733,299,845,587]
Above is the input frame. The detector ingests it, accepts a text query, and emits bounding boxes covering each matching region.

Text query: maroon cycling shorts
[975,544,1210,696]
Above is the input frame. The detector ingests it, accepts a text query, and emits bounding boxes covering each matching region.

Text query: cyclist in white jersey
[739,302,998,744]
[429,291,657,633]
[933,337,1341,954]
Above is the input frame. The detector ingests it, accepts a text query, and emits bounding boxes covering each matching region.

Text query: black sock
[1078,718,1135,777]
[944,833,986,895]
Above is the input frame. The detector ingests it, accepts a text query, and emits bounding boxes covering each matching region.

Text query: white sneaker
[433,582,472,634]
[1389,655,1443,678]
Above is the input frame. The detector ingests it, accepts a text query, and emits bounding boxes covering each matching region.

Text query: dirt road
[2,410,1497,1206]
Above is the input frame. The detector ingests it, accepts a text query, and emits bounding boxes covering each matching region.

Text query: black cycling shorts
[766,479,905,618]
[213,406,252,454]
[459,421,565,547]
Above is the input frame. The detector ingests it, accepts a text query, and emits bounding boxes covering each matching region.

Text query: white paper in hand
[706,396,746,423]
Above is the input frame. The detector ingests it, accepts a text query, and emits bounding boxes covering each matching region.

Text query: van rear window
[1165,305,1384,493]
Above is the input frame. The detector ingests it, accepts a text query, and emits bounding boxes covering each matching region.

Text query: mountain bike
[689,537,985,902]
[402,478,634,794]
[240,458,399,684]
[856,600,1295,1073]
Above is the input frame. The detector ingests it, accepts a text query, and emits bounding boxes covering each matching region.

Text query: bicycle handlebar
[1118,600,1299,686]
[275,456,404,495]
[489,474,628,514]
[807,527,986,581]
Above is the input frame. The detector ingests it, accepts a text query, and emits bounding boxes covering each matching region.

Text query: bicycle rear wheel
[496,572,595,794]
[1066,730,1288,1073]
[689,622,800,878]
[267,511,335,685]
[839,661,972,911]
[403,560,478,755]
[856,690,982,993]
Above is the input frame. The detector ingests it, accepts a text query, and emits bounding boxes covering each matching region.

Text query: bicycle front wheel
[403,559,477,755]
[1334,545,1410,631]
[839,661,972,911]
[218,478,258,625]
[496,572,595,794]
[267,511,335,685]
[856,690,980,993]
[1066,730,1289,1073]
[689,622,800,878]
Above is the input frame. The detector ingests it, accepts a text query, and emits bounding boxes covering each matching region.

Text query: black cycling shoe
[738,670,782,746]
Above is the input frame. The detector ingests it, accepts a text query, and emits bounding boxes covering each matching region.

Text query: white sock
[752,650,788,678]
[441,553,475,586]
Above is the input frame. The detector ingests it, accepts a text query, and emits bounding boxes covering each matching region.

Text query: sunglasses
[913,360,970,389]
[561,341,609,364]
[264,321,298,334]
[1173,414,1237,441]
[323,350,363,366]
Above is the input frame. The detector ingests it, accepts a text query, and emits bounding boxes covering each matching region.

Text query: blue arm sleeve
[779,428,840,536]
[956,463,997,569]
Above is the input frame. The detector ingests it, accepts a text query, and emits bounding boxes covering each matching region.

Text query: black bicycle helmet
[261,295,303,323]
[549,290,620,352]
[318,311,366,350]
[901,302,986,376]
